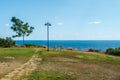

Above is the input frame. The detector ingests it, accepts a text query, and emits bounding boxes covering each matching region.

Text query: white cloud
[5,24,10,27]
[57,22,64,26]
[89,21,102,24]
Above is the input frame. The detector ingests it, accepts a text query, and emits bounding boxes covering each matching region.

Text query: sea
[15,40,120,51]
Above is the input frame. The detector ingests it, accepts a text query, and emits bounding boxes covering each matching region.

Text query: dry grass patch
[36,50,120,80]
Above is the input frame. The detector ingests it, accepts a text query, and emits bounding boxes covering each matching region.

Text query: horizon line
[14,39,120,41]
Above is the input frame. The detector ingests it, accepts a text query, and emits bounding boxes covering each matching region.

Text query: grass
[26,71,76,80]
[40,50,120,63]
[75,52,120,63]
[0,48,35,62]
[34,50,120,80]
[0,48,120,80]
[0,48,35,79]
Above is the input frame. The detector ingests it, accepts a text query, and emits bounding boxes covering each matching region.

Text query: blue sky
[1,0,120,40]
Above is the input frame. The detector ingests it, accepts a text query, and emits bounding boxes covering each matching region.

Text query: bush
[106,48,120,56]
[87,49,94,52]
[0,37,15,47]
[67,47,73,51]
[87,49,103,53]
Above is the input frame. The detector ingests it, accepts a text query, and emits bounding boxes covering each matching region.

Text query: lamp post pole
[47,25,49,51]
[45,22,51,51]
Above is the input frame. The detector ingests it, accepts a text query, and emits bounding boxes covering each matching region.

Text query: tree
[44,22,51,51]
[11,17,34,45]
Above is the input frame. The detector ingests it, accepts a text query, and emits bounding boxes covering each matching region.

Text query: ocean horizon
[15,40,120,51]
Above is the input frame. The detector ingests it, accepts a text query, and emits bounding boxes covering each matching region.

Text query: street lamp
[45,22,51,51]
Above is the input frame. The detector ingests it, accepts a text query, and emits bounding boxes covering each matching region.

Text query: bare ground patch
[0,54,41,80]
[0,61,23,78]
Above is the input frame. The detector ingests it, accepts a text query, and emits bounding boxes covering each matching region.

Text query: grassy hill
[27,50,120,80]
[0,48,120,80]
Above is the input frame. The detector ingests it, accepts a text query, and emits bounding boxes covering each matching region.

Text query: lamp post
[45,22,51,51]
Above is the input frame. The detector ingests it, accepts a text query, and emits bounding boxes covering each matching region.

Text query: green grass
[26,71,76,80]
[76,52,120,63]
[0,48,35,62]
[0,48,36,79]
[40,50,120,63]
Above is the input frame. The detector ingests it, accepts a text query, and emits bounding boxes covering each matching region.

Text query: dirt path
[0,53,42,80]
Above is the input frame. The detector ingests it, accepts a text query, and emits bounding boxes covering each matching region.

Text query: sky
[1,0,120,40]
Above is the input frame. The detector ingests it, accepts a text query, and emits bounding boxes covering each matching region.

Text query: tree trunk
[23,35,25,46]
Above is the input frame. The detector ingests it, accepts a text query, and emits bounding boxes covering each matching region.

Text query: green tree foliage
[106,48,120,56]
[11,17,34,45]
[0,37,15,47]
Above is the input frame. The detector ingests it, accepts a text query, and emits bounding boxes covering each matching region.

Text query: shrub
[67,47,73,51]
[0,37,15,47]
[87,49,94,52]
[106,48,120,56]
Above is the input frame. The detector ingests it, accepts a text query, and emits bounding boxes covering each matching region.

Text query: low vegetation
[24,44,46,48]
[87,48,103,53]
[0,48,120,80]
[0,48,35,78]
[0,37,15,48]
[106,48,120,56]
[27,71,75,80]
[25,50,120,80]
[0,48,35,62]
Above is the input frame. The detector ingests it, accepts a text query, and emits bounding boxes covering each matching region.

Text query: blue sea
[15,40,120,51]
